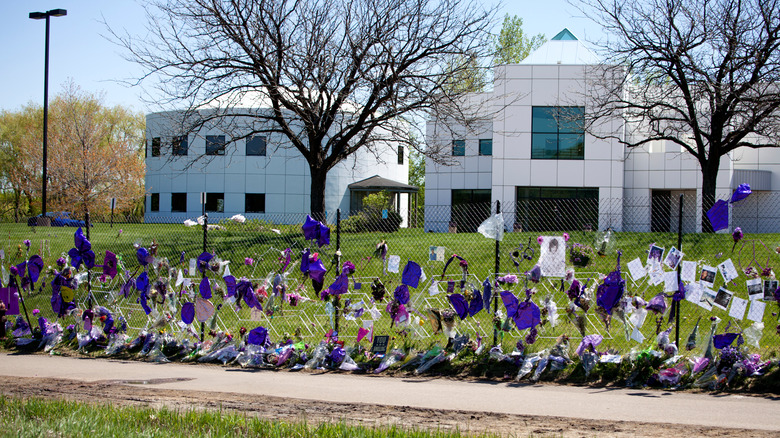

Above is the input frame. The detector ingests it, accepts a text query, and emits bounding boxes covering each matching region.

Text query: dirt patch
[0,375,773,437]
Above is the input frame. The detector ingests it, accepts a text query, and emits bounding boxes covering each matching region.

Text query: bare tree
[578,0,780,231]
[115,0,497,216]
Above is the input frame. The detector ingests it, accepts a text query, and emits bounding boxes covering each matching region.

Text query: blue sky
[1,1,602,114]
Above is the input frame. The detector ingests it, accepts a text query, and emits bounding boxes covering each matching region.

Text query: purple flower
[537,236,544,245]
[56,257,66,268]
[23,239,31,249]
[563,232,569,242]
[732,227,743,242]
[342,261,355,275]
[245,257,254,266]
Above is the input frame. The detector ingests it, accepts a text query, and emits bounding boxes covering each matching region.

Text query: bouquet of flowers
[569,243,594,267]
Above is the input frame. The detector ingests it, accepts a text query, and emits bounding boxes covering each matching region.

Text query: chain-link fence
[1,194,778,358]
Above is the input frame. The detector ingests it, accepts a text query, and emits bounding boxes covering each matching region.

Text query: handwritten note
[729,297,748,320]
[681,261,697,283]
[664,271,679,292]
[747,300,766,323]
[627,258,646,281]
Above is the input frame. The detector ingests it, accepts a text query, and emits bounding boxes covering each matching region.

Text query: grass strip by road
[0,395,503,438]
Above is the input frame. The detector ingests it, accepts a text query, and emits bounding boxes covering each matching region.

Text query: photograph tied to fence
[0,189,778,386]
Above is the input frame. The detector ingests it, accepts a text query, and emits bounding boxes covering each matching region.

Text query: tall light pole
[29,8,67,220]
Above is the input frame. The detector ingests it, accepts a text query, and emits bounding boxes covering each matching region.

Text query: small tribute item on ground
[371,335,389,356]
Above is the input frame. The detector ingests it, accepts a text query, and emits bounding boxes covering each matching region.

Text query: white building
[425,29,779,233]
[144,104,411,224]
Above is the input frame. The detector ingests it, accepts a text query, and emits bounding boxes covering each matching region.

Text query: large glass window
[479,139,492,156]
[451,189,491,233]
[172,136,188,156]
[531,107,585,160]
[245,193,265,213]
[150,193,160,212]
[171,193,187,212]
[246,135,266,156]
[151,137,161,157]
[205,193,224,212]
[206,135,226,155]
[515,186,598,231]
[452,140,465,156]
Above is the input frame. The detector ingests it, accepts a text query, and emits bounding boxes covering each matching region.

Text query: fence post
[85,211,93,310]
[201,212,208,342]
[675,194,683,348]
[492,200,501,347]
[334,209,341,334]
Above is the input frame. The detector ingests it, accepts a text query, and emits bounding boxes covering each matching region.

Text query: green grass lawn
[2,219,779,357]
[0,395,502,438]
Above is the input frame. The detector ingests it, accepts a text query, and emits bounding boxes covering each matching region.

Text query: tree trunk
[700,158,721,233]
[309,166,328,221]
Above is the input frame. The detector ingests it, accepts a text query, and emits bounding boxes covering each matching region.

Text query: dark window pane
[531,133,558,159]
[398,146,404,165]
[245,193,265,213]
[151,137,161,157]
[558,107,584,133]
[450,189,491,233]
[558,134,584,159]
[515,186,598,231]
[246,135,266,156]
[532,107,557,133]
[172,136,188,156]
[171,193,187,212]
[452,140,465,156]
[150,193,160,212]
[206,135,226,155]
[205,192,224,212]
[479,139,492,156]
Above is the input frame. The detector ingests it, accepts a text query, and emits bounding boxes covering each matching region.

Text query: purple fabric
[197,252,213,273]
[468,289,483,316]
[135,272,149,293]
[181,302,195,324]
[596,255,625,315]
[328,346,346,364]
[308,258,327,283]
[646,293,667,314]
[730,183,752,203]
[244,289,261,310]
[139,291,152,315]
[69,228,96,270]
[224,275,237,298]
[302,215,320,240]
[394,284,410,305]
[300,249,311,273]
[326,273,349,297]
[26,255,44,284]
[448,294,468,320]
[247,326,268,346]
[200,277,212,299]
[501,291,541,330]
[575,334,603,357]
[401,261,422,288]
[317,225,330,247]
[482,278,492,311]
[706,199,729,232]
[136,247,151,267]
[713,333,740,349]
[0,287,19,315]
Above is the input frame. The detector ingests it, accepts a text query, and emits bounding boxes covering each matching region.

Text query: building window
[479,139,492,156]
[450,189,491,233]
[171,192,187,212]
[246,135,266,156]
[150,193,160,212]
[515,186,598,231]
[452,140,465,156]
[151,137,161,157]
[245,193,265,213]
[531,107,585,160]
[398,146,404,165]
[205,193,224,212]
[172,136,188,156]
[206,135,226,155]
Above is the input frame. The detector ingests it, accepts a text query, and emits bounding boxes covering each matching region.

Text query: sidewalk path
[1,353,777,431]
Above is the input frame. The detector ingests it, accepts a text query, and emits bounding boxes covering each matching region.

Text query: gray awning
[348,175,419,193]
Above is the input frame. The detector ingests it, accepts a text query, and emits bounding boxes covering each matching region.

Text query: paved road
[1,353,777,431]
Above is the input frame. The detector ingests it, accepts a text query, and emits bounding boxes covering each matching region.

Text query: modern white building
[425,29,780,233]
[144,104,411,224]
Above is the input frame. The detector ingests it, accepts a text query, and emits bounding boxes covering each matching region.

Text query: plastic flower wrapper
[526,265,542,283]
[236,344,268,368]
[304,341,330,369]
[575,334,603,357]
[731,227,743,252]
[199,343,240,365]
[105,333,130,356]
[415,350,452,375]
[742,321,764,349]
[645,293,667,315]
[517,352,544,380]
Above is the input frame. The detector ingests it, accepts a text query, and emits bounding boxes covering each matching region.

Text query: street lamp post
[29,8,67,221]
